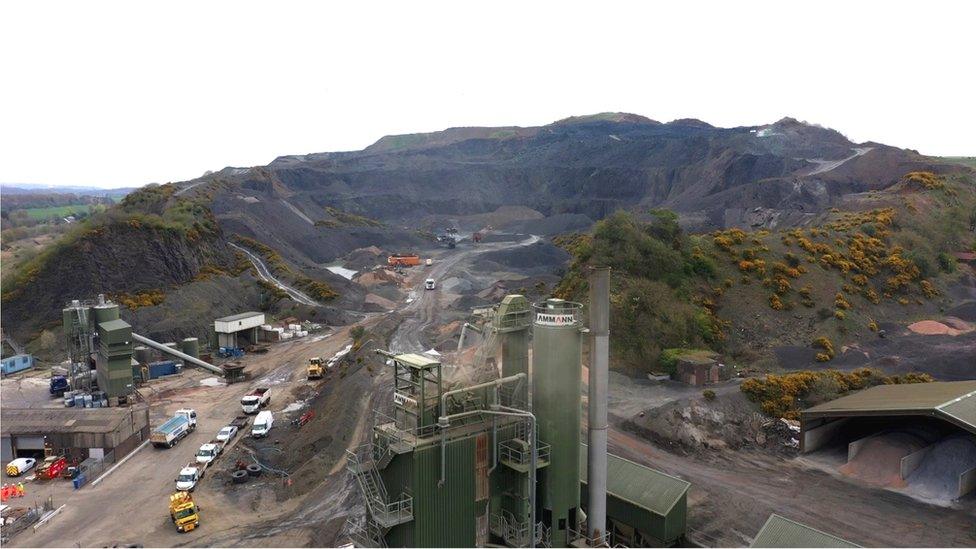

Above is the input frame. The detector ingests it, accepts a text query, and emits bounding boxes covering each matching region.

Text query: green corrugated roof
[937,390,976,432]
[751,514,859,548]
[802,381,976,434]
[580,443,690,516]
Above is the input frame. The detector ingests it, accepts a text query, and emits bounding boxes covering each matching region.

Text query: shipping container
[1,354,34,376]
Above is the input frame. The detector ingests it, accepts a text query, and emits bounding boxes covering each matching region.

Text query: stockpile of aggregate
[907,435,976,501]
[839,431,926,487]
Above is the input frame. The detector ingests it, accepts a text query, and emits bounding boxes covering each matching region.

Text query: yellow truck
[169,491,200,532]
[307,357,324,380]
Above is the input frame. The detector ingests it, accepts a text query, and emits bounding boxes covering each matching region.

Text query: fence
[0,496,54,543]
[72,449,117,489]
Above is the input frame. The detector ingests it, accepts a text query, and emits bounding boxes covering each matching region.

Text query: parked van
[252,410,274,438]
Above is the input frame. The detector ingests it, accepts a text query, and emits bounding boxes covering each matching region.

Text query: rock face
[1,222,234,343]
[251,115,939,233]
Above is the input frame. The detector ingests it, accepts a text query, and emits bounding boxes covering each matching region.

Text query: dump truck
[307,357,324,380]
[169,491,200,532]
[388,254,421,267]
[35,455,67,480]
[241,387,271,414]
[151,409,197,448]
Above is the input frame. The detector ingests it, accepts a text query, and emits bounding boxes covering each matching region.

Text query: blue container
[74,393,86,407]
[84,394,93,408]
[73,473,86,490]
[148,360,178,379]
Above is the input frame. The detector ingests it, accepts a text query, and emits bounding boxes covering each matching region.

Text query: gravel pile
[839,431,926,487]
[907,435,976,501]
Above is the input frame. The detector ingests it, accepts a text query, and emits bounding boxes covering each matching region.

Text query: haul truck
[241,388,271,414]
[169,491,200,532]
[151,409,197,448]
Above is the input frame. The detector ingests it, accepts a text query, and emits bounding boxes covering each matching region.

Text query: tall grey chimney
[587,267,610,542]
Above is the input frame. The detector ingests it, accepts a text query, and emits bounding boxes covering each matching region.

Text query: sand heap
[908,320,962,336]
[839,432,926,487]
[907,435,976,501]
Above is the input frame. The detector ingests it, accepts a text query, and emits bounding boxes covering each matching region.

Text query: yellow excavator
[307,357,324,380]
[169,491,200,532]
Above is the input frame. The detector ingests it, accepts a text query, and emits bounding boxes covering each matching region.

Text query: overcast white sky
[2,1,974,188]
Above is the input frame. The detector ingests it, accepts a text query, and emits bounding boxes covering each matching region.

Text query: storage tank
[180,338,199,359]
[133,346,152,365]
[91,303,120,325]
[531,298,584,547]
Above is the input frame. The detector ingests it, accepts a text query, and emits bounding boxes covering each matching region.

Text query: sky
[2,1,974,189]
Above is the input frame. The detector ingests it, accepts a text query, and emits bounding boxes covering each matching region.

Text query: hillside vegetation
[555,171,976,374]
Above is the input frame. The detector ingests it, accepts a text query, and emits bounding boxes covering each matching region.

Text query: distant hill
[1,183,137,197]
[2,113,970,361]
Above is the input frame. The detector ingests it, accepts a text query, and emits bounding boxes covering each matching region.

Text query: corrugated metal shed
[580,443,689,544]
[801,381,976,434]
[751,514,859,548]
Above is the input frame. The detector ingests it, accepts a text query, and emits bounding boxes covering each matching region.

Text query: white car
[424,278,436,290]
[216,426,238,442]
[196,443,221,464]
[5,457,37,477]
[176,465,202,492]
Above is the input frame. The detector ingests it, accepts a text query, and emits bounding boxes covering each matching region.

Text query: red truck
[388,254,421,267]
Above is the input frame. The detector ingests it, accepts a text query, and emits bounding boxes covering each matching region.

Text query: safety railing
[499,438,551,467]
[346,445,413,528]
[490,510,533,547]
[345,516,388,548]
[568,525,611,547]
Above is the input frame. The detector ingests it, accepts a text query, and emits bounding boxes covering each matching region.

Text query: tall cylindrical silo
[531,298,584,547]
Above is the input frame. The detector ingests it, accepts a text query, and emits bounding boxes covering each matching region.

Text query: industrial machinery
[35,455,68,480]
[168,491,200,532]
[307,357,325,380]
[346,269,689,548]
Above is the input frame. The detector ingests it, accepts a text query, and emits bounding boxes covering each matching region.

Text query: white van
[424,278,436,290]
[252,410,274,438]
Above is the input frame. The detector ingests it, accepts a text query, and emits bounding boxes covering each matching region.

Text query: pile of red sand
[839,432,926,487]
[908,320,961,336]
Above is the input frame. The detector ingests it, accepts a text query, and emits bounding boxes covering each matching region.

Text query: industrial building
[750,514,859,548]
[63,296,135,399]
[346,269,691,547]
[214,312,265,348]
[0,405,150,464]
[800,380,976,500]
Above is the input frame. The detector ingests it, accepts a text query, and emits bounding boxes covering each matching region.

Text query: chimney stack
[587,267,610,542]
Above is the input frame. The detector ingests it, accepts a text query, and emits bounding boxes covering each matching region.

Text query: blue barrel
[74,393,86,407]
[84,394,93,407]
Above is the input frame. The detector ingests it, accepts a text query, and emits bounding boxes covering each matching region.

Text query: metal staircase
[347,444,414,530]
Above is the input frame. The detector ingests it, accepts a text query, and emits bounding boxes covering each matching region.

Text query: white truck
[241,387,271,414]
[195,439,227,464]
[151,409,197,449]
[251,410,274,438]
[424,278,436,290]
[175,461,207,492]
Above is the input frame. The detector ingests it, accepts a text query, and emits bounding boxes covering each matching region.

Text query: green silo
[495,295,531,406]
[531,298,584,547]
